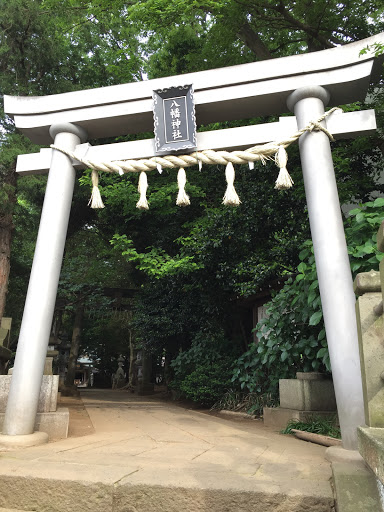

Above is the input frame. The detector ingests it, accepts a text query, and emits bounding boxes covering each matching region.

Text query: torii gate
[1,33,383,451]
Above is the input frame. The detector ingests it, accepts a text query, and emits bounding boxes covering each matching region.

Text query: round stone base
[0,431,48,451]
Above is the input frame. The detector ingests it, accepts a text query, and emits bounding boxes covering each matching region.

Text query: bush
[232,242,328,398]
[169,328,240,406]
[231,199,384,397]
[179,361,234,407]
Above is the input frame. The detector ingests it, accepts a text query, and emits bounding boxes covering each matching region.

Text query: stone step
[0,509,34,512]
[332,461,382,512]
[0,388,335,512]
[0,471,334,512]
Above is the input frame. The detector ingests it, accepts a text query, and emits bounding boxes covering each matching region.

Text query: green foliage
[0,134,40,218]
[128,0,384,68]
[179,362,233,407]
[232,251,327,399]
[170,329,241,406]
[0,0,144,98]
[360,42,384,58]
[5,176,47,338]
[0,0,148,341]
[232,199,384,397]
[281,416,341,439]
[111,234,202,278]
[346,198,384,274]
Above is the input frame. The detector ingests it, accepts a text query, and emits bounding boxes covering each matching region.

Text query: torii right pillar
[287,86,365,450]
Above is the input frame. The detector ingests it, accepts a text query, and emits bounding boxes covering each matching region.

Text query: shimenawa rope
[51,107,340,209]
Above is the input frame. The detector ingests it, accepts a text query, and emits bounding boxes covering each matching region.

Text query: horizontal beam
[16,109,376,176]
[7,62,375,145]
[5,33,384,145]
[6,33,384,116]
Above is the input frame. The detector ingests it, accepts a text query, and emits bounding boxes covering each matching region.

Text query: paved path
[0,389,334,512]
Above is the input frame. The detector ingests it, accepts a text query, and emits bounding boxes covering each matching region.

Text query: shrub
[170,328,240,406]
[179,361,234,407]
[232,198,384,397]
[232,242,328,398]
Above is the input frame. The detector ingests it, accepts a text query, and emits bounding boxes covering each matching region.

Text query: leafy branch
[111,234,203,278]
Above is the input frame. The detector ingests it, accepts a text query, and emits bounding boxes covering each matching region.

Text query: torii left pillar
[0,123,87,449]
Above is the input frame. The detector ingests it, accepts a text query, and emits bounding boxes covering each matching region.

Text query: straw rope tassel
[274,146,294,190]
[88,169,105,209]
[51,108,339,183]
[136,171,149,210]
[176,168,190,206]
[223,162,241,206]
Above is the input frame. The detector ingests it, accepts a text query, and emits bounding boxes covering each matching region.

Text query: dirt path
[59,395,95,437]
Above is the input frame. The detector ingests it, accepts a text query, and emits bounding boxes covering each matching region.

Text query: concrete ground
[0,389,335,512]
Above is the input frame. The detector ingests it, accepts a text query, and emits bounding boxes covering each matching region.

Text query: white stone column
[0,123,87,442]
[287,86,365,449]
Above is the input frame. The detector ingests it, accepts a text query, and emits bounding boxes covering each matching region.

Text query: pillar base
[0,431,48,451]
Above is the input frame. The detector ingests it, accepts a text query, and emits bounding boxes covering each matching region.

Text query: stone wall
[355,219,384,496]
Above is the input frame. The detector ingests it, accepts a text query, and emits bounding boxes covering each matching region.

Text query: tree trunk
[0,165,17,322]
[236,23,272,60]
[64,299,85,392]
[128,329,136,387]
[0,166,17,375]
[51,308,63,344]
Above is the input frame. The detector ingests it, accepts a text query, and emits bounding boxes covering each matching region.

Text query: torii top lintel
[4,33,384,145]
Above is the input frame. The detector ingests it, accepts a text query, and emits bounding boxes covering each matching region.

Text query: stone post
[137,350,154,396]
[0,123,86,447]
[287,86,365,450]
[357,223,384,498]
[354,270,384,427]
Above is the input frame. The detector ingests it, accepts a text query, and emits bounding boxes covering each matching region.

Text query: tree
[64,298,85,392]
[0,0,145,334]
[126,0,384,69]
[54,221,134,389]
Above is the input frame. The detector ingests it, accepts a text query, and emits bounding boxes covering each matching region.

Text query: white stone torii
[1,33,383,450]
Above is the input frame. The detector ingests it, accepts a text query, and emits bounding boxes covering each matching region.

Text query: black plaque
[153,85,197,155]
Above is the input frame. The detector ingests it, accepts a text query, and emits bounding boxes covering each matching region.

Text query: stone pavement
[0,389,334,512]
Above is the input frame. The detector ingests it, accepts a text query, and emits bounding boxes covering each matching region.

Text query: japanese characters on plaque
[153,84,197,155]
